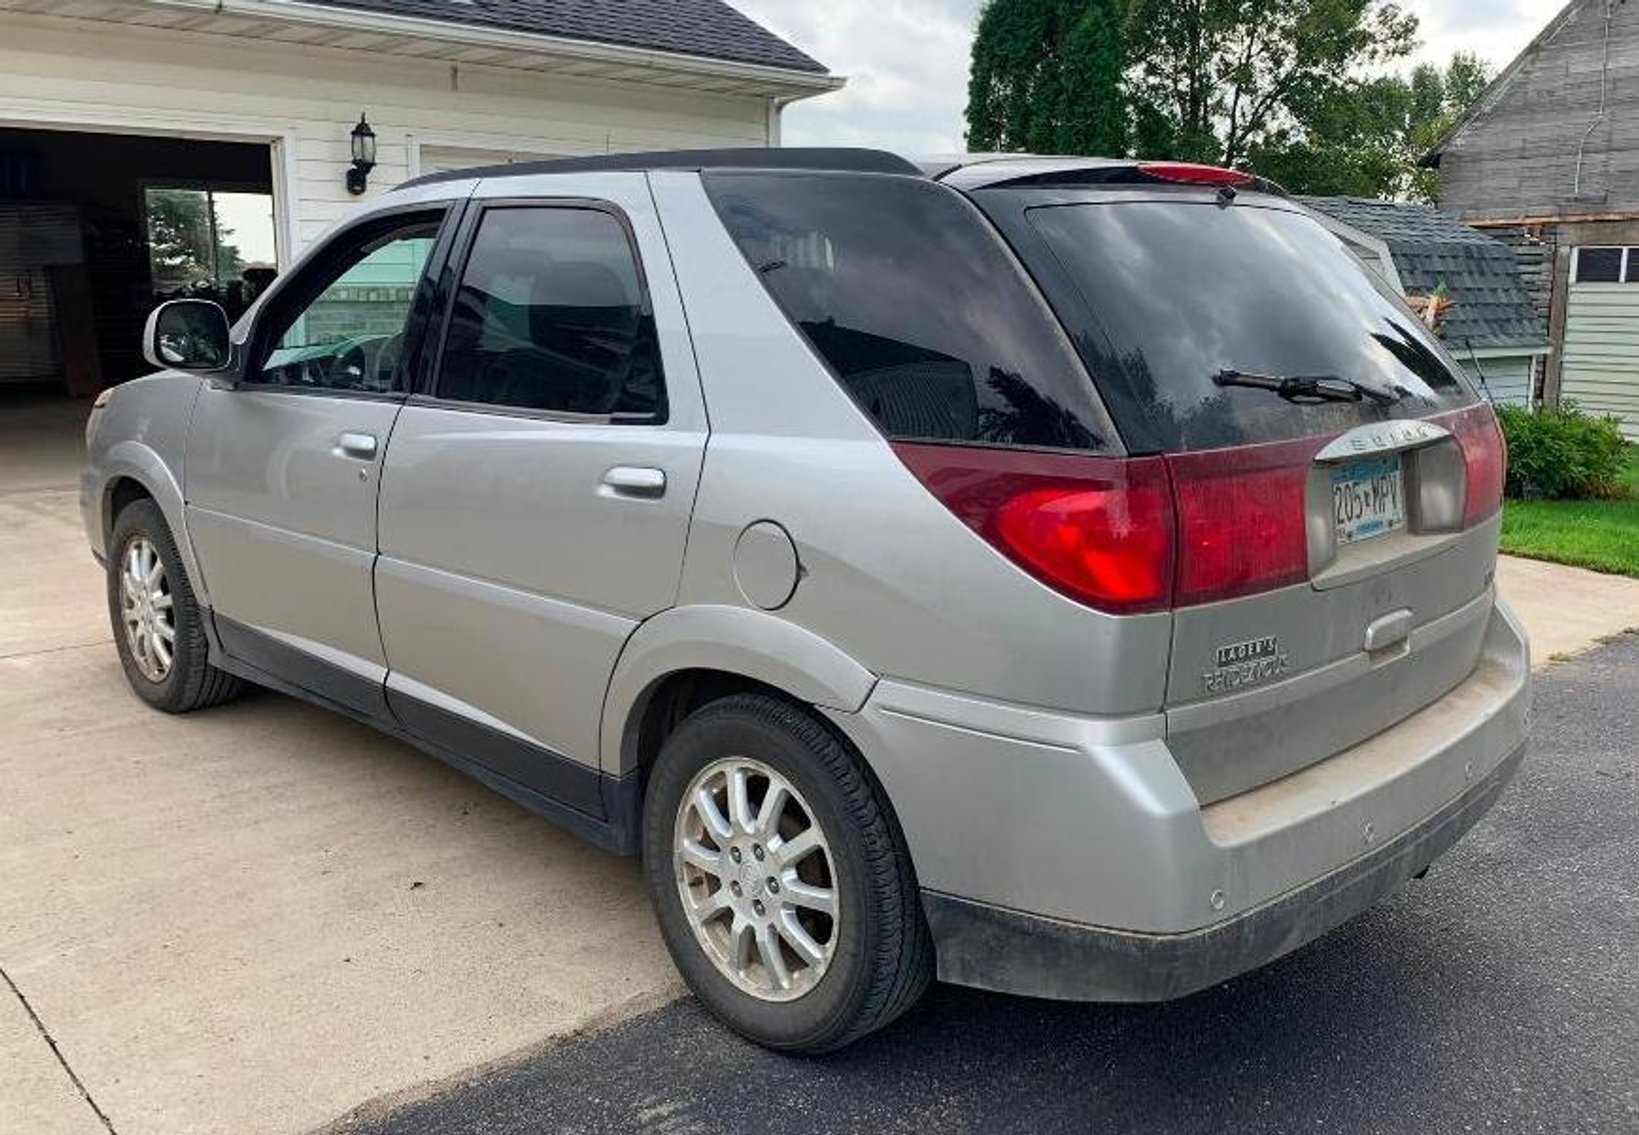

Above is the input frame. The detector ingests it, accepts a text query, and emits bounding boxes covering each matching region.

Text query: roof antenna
[1463,337,1497,405]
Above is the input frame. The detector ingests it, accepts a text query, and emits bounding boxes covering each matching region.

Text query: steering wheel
[333,340,372,391]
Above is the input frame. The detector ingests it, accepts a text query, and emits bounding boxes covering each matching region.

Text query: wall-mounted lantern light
[347,113,377,195]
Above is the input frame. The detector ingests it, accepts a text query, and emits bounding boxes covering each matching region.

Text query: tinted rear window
[704,173,1117,452]
[1019,199,1478,452]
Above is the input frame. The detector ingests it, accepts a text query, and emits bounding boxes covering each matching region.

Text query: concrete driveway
[4,393,1639,1135]
[1,397,681,1135]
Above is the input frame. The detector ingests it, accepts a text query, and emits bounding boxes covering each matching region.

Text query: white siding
[1458,355,1535,408]
[1561,283,1639,440]
[416,145,564,176]
[0,12,771,260]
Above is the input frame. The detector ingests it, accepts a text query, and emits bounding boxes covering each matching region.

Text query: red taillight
[892,444,1175,614]
[1440,403,1506,527]
[1166,437,1319,606]
[1136,161,1254,188]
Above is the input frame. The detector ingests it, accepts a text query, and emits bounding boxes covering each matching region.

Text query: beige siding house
[0,0,837,395]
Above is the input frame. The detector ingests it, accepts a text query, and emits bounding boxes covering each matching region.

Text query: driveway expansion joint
[0,963,119,1135]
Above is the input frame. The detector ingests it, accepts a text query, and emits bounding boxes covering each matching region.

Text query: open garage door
[0,127,274,407]
[1562,246,1639,441]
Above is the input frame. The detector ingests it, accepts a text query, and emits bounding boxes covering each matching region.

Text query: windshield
[1017,198,1479,452]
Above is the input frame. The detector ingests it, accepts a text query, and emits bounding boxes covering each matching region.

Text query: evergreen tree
[966,0,1128,156]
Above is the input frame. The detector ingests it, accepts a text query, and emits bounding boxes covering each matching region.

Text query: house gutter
[137,0,844,99]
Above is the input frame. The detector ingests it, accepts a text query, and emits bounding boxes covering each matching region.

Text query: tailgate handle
[1364,609,1414,653]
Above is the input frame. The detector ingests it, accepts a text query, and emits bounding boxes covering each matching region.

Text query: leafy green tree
[1125,0,1419,166]
[962,3,1489,201]
[966,0,1129,155]
[1247,52,1493,198]
[1406,52,1492,200]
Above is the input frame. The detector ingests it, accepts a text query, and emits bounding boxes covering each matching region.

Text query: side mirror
[143,299,232,372]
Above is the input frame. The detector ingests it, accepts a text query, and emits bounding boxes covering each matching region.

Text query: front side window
[254,218,442,392]
[704,172,1117,452]
[435,207,663,419]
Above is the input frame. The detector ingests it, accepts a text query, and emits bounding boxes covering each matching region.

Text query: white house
[0,0,838,397]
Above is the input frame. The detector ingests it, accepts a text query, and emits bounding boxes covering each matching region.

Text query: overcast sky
[732,0,1568,153]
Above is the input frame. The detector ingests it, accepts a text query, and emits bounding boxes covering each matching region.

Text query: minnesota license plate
[1332,456,1405,545]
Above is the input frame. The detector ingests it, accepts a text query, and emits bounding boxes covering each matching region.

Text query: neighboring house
[1301,196,1551,407]
[1423,0,1639,437]
[0,0,837,398]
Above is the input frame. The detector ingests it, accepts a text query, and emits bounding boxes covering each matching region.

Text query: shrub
[1496,401,1631,500]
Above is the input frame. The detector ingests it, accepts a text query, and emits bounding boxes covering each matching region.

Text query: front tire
[107,499,241,713]
[642,694,933,1052]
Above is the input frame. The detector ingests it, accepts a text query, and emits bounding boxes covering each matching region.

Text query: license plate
[1332,456,1405,545]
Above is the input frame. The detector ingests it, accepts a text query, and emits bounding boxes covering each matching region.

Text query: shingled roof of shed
[1300,196,1549,352]
[305,0,828,74]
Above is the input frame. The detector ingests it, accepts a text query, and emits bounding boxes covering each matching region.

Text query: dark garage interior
[0,126,274,416]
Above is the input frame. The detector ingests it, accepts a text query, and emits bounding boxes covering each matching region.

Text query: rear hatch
[969,173,1506,805]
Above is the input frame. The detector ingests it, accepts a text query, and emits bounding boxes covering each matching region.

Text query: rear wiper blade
[1213,369,1402,407]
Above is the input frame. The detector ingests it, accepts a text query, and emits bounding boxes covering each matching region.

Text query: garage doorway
[0,127,274,425]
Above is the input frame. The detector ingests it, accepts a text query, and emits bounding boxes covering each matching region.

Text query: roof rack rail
[401,147,921,189]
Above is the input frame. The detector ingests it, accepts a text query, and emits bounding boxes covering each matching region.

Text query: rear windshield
[704,172,1118,452]
[1019,198,1479,452]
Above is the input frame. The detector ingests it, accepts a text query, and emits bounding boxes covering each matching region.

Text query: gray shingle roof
[305,0,827,74]
[1299,196,1550,352]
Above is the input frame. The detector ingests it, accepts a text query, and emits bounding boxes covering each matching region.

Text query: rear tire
[107,499,242,713]
[642,693,933,1053]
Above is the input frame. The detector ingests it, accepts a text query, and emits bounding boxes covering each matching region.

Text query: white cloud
[730,0,1573,155]
[1405,0,1567,70]
[731,0,980,153]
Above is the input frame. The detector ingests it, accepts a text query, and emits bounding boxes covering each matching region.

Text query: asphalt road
[345,637,1639,1135]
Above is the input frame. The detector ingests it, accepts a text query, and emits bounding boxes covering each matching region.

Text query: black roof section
[303,0,828,75]
[1301,196,1549,352]
[402,147,922,189]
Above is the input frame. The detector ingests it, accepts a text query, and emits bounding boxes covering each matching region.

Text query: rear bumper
[826,594,1530,1001]
[923,740,1524,1001]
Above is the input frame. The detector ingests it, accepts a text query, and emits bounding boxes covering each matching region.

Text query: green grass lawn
[1500,448,1639,578]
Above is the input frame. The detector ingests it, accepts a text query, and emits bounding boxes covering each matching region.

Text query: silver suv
[83,149,1530,1052]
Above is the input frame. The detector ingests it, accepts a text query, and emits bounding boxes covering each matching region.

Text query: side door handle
[601,466,666,499]
[336,432,378,460]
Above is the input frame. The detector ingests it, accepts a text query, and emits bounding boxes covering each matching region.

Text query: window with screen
[435,207,664,419]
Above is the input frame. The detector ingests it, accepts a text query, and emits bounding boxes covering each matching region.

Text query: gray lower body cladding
[923,741,1525,1002]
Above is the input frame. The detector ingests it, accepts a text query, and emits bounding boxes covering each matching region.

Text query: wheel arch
[98,444,209,608]
[601,605,878,779]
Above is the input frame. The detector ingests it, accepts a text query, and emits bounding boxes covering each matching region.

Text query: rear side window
[436,206,664,419]
[1014,198,1478,452]
[704,172,1116,452]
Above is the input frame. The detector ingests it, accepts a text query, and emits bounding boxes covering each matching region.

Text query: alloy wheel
[673,757,839,1002]
[119,536,176,683]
